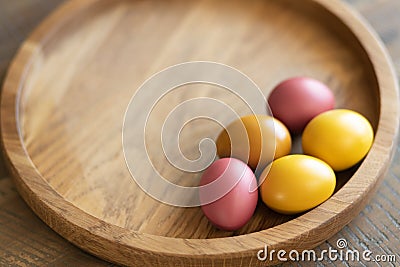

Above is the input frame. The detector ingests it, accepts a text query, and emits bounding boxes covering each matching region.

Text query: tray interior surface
[18,0,379,239]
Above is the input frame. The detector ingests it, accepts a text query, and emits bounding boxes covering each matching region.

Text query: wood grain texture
[0,0,398,267]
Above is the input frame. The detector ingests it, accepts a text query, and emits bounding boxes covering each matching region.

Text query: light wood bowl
[1,0,398,266]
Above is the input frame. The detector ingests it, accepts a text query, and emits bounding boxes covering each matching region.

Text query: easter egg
[199,158,258,231]
[268,77,335,133]
[259,155,336,214]
[302,109,374,171]
[216,115,291,171]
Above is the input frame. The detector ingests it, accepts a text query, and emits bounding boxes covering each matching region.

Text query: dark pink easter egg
[268,77,335,133]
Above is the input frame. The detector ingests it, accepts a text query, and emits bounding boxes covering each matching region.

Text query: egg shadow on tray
[333,162,362,193]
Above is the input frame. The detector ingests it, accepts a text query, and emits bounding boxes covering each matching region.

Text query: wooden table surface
[0,0,398,266]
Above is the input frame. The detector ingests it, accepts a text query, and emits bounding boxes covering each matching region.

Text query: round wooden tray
[1,0,398,266]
